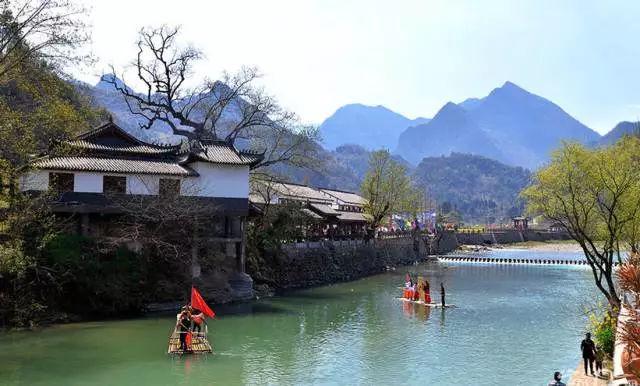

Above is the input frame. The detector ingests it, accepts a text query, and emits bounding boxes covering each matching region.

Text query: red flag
[191,287,215,318]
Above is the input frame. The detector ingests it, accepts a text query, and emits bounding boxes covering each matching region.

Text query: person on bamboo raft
[191,309,205,335]
[177,310,192,352]
[423,280,431,303]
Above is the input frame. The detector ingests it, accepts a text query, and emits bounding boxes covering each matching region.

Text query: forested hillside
[413,153,531,224]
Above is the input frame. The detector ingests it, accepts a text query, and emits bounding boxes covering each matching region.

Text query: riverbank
[503,240,582,252]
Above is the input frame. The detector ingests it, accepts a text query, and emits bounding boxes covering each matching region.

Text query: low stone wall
[454,230,570,247]
[254,237,428,290]
[426,230,572,256]
[247,230,572,296]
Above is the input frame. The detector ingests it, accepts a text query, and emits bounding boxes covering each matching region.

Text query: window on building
[159,178,181,198]
[103,175,126,195]
[49,172,74,194]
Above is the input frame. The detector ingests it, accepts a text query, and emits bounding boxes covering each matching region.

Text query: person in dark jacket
[581,332,597,376]
[440,282,446,307]
[177,310,191,352]
[547,371,565,386]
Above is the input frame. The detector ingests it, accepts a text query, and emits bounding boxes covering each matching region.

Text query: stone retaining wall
[253,237,429,290]
[249,230,572,295]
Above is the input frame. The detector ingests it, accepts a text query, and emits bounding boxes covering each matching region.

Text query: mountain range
[322,82,637,170]
[319,104,429,151]
[398,81,601,169]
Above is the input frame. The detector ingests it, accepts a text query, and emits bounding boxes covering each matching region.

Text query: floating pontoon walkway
[167,331,213,354]
[438,256,620,266]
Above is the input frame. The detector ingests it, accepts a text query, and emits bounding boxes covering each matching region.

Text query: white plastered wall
[182,162,249,198]
[126,175,160,195]
[73,172,103,193]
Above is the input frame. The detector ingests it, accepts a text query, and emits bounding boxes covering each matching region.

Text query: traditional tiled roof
[34,157,197,176]
[66,140,180,155]
[33,122,265,176]
[189,142,264,166]
[309,202,339,216]
[270,182,334,203]
[337,211,372,222]
[301,208,323,219]
[320,188,366,205]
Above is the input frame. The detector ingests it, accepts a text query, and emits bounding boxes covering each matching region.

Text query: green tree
[0,2,101,326]
[522,137,640,309]
[361,150,417,238]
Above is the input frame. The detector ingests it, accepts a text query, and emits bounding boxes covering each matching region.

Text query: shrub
[587,304,618,358]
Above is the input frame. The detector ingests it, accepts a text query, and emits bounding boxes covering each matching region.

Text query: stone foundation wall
[244,230,573,299]
[253,237,429,290]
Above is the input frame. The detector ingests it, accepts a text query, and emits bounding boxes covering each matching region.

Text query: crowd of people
[176,305,206,352]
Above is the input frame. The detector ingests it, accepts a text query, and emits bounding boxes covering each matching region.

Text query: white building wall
[127,175,161,195]
[182,162,249,198]
[19,170,49,191]
[73,172,103,193]
[20,164,249,198]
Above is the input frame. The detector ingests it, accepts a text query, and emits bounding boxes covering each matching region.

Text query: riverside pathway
[568,363,609,386]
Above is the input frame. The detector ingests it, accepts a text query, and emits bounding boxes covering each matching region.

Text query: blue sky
[76,0,640,134]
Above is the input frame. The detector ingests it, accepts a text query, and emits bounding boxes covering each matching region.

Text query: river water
[0,249,597,386]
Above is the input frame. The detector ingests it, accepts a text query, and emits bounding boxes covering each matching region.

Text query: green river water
[0,249,596,385]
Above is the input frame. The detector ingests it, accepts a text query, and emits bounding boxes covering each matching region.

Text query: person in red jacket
[191,309,205,336]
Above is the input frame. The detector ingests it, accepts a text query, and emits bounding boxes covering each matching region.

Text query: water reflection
[401,301,432,322]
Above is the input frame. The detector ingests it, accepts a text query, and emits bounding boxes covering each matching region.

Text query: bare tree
[0,0,90,78]
[101,178,230,283]
[106,25,318,171]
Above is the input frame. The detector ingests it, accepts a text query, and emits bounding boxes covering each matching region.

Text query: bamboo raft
[397,297,456,308]
[167,329,213,355]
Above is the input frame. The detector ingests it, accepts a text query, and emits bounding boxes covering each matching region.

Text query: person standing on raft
[177,309,192,352]
[440,282,446,307]
[423,280,431,304]
[191,309,205,336]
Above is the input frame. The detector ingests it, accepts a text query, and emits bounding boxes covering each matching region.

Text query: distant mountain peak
[598,121,640,146]
[502,80,523,90]
[488,81,532,100]
[96,74,125,89]
[433,102,468,121]
[319,104,430,150]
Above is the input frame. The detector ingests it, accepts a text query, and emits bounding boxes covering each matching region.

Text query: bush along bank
[0,233,243,329]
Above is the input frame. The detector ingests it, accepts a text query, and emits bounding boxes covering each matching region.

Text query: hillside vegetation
[414,153,531,224]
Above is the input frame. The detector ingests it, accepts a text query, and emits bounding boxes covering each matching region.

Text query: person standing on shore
[440,282,445,307]
[581,332,597,376]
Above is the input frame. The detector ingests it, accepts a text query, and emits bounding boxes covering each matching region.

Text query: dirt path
[568,363,609,386]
